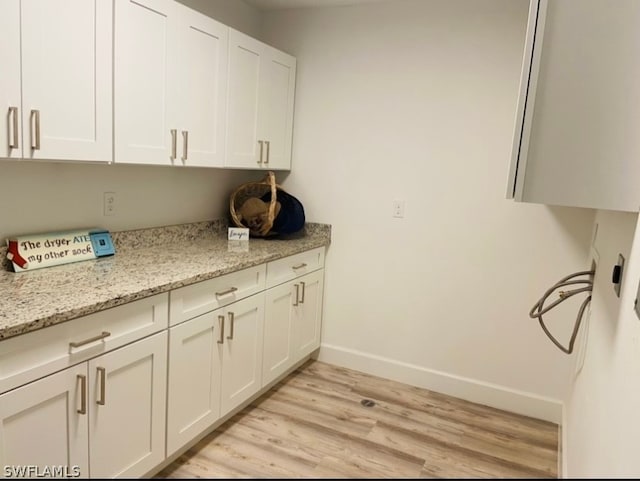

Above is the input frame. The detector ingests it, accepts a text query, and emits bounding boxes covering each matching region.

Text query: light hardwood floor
[158,360,558,478]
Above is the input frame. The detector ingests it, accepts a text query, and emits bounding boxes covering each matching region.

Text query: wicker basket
[229,171,281,237]
[230,171,306,238]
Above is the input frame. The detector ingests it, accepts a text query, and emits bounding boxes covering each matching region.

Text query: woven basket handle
[259,171,278,235]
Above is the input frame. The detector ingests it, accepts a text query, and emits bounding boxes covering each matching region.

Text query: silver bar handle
[77,374,87,415]
[293,284,300,306]
[216,286,238,297]
[181,130,188,161]
[69,331,111,349]
[258,140,264,164]
[8,107,18,149]
[265,140,270,164]
[97,367,106,406]
[170,129,177,161]
[218,315,225,344]
[292,263,307,270]
[227,312,235,340]
[300,281,306,304]
[30,109,40,150]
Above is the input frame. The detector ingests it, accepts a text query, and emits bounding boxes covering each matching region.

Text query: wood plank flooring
[157,360,558,478]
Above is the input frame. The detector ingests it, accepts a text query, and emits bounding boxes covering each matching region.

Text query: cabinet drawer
[0,293,168,395]
[266,247,325,289]
[169,264,266,326]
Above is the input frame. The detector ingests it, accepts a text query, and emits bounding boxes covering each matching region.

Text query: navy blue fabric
[261,190,305,235]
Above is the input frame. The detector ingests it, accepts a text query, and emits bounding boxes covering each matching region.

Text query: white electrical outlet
[392,200,405,218]
[104,192,116,216]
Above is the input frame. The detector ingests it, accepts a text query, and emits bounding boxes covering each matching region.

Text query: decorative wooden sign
[6,229,115,272]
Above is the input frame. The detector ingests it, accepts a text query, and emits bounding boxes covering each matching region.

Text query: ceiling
[244,0,391,11]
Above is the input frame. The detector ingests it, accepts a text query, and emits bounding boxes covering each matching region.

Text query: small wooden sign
[6,229,115,272]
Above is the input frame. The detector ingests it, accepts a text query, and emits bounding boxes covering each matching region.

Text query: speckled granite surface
[0,221,331,340]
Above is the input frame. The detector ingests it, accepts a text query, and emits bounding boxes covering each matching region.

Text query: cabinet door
[88,331,167,479]
[263,281,296,386]
[293,270,324,360]
[220,293,264,416]
[167,311,222,457]
[0,364,89,477]
[114,0,176,165]
[509,0,640,211]
[0,0,22,159]
[259,48,296,170]
[225,29,264,169]
[174,5,228,168]
[225,29,296,170]
[20,0,112,162]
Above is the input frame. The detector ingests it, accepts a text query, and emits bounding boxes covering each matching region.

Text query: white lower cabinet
[0,248,325,478]
[0,364,89,477]
[0,331,167,479]
[263,269,324,386]
[219,294,265,416]
[167,310,222,457]
[262,281,296,385]
[292,270,324,361]
[166,293,265,456]
[88,331,167,478]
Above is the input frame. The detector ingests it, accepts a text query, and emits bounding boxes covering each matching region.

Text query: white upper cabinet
[2,0,296,169]
[507,0,640,212]
[1,0,112,162]
[114,0,228,167]
[226,28,296,170]
[174,4,228,167]
[0,0,22,159]
[114,0,174,165]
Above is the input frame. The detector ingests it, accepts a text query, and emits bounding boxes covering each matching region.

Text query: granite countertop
[0,221,331,341]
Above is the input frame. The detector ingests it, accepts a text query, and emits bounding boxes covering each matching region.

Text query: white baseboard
[560,402,568,478]
[317,343,563,424]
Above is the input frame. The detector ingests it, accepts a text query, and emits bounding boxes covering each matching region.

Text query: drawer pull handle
[293,284,300,306]
[69,331,111,349]
[30,109,40,150]
[216,286,238,297]
[97,367,106,405]
[181,130,189,161]
[300,281,306,304]
[227,312,235,340]
[292,263,307,270]
[170,129,177,161]
[218,315,225,344]
[77,374,87,415]
[258,140,264,164]
[8,107,18,149]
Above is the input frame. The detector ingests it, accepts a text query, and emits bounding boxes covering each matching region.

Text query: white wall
[0,0,263,241]
[564,210,640,477]
[262,0,596,419]
[0,161,256,240]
